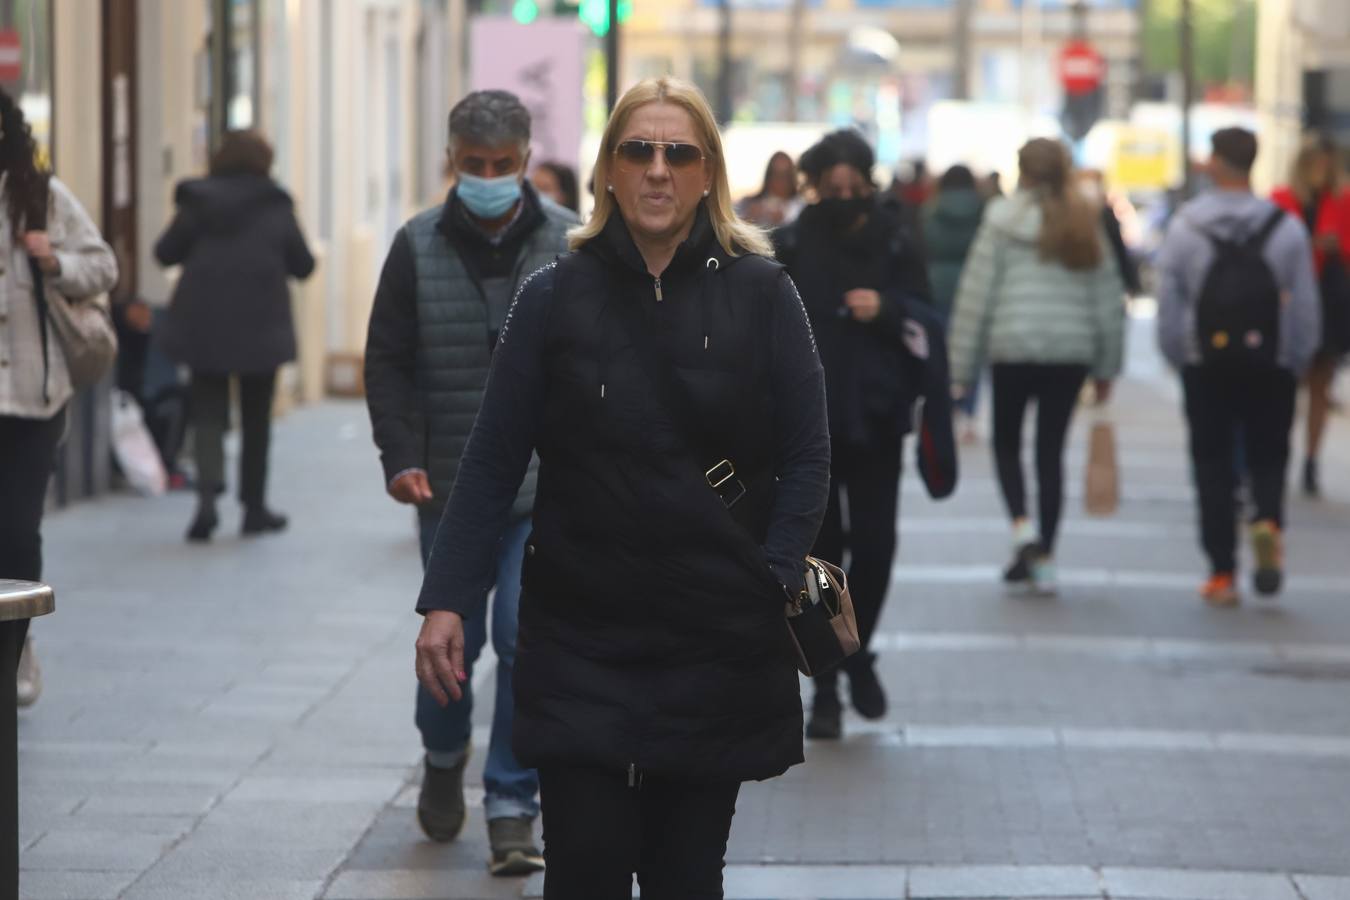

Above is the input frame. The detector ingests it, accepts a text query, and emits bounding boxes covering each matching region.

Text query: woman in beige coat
[0,87,119,706]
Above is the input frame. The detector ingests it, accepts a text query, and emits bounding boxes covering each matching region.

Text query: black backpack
[1193,208,1287,367]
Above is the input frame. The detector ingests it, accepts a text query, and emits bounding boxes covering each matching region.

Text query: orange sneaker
[1201,572,1239,608]
[1250,520,1284,597]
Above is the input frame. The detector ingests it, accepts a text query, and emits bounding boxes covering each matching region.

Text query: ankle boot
[845,652,887,720]
[187,502,219,543]
[805,674,843,740]
[1303,458,1320,498]
[242,505,288,535]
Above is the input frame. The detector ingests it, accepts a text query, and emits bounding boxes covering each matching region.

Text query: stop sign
[0,30,21,84]
[1059,40,1104,97]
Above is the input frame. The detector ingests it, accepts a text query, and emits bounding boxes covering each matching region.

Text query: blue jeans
[417,511,539,822]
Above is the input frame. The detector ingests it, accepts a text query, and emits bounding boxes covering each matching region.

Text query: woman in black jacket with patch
[414,77,830,899]
[775,130,953,742]
[156,130,315,542]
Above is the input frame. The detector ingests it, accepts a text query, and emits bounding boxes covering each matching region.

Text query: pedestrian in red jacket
[1271,134,1350,497]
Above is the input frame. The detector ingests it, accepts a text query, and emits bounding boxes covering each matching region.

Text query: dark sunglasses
[614,140,706,170]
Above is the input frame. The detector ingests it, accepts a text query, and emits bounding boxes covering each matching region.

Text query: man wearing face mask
[774,130,952,742]
[364,90,576,877]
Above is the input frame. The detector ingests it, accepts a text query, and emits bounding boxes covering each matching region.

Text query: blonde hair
[1018,138,1102,272]
[1290,133,1339,203]
[569,76,773,257]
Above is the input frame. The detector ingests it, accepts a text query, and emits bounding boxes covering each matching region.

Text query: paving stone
[324,867,522,900]
[121,877,326,900]
[21,829,177,872]
[908,866,1101,898]
[16,870,139,900]
[1099,867,1300,899]
[1294,875,1350,900]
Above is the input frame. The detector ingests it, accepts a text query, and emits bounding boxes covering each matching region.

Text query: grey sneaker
[16,637,41,708]
[417,754,468,842]
[1030,555,1058,597]
[488,816,545,877]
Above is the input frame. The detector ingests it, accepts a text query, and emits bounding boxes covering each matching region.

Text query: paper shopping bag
[1084,416,1119,517]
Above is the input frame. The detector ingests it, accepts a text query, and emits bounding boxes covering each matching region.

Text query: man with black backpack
[1157,128,1321,607]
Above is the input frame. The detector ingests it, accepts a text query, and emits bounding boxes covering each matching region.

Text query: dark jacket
[155,175,315,374]
[1101,204,1142,297]
[775,199,934,450]
[417,207,831,783]
[923,188,985,320]
[363,183,575,518]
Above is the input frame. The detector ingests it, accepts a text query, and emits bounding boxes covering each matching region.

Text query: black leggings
[190,370,276,507]
[991,363,1087,553]
[538,767,740,900]
[0,411,66,654]
[812,433,902,683]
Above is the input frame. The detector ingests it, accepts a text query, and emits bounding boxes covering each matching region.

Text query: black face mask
[814,196,872,234]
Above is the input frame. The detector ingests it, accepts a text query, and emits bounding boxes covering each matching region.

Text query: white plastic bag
[111,390,168,496]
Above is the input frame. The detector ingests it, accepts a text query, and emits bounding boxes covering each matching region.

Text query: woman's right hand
[1094,379,1114,406]
[415,610,468,706]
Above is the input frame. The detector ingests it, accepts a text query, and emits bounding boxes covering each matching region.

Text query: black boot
[187,501,219,543]
[242,505,288,535]
[845,652,887,721]
[1304,458,1320,498]
[805,674,842,740]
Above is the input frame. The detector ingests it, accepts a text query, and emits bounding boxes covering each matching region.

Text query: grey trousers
[189,370,277,507]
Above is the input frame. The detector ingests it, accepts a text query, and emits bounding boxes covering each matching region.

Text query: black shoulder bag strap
[605,266,751,511]
[1248,207,1287,251]
[27,179,53,405]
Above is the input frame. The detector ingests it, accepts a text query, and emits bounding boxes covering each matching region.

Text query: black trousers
[812,433,902,687]
[190,371,276,507]
[0,411,66,655]
[538,767,740,900]
[1182,365,1297,575]
[991,363,1088,553]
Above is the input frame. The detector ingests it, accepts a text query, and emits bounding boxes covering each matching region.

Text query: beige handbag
[785,556,860,677]
[30,256,117,391]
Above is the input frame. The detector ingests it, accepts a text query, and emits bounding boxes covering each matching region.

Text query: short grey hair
[448,90,531,152]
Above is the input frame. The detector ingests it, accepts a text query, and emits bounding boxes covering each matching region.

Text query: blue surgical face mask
[457,172,523,219]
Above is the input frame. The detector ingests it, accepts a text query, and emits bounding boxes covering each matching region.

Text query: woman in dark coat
[414,76,830,899]
[925,165,986,433]
[155,130,315,542]
[774,129,942,742]
[924,165,985,323]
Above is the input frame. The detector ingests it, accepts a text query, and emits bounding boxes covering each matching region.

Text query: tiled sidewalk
[18,351,1350,898]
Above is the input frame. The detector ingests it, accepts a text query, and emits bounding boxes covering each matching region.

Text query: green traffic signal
[512,0,540,24]
[577,0,631,37]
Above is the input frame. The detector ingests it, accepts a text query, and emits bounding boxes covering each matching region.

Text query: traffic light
[512,0,540,23]
[575,0,632,37]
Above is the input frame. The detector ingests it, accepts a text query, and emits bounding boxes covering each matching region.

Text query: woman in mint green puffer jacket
[947,138,1125,596]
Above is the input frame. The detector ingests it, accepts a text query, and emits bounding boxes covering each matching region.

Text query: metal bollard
[0,580,55,900]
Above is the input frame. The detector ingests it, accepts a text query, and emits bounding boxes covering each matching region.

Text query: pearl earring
[607,185,614,192]
[702,189,710,197]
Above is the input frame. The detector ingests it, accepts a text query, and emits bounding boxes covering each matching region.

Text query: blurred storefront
[1255,0,1350,191]
[621,0,1140,172]
[37,0,463,503]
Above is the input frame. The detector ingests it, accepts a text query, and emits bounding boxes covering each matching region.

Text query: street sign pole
[1181,0,1195,197]
[605,0,619,112]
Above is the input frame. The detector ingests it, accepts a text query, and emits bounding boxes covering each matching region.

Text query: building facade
[38,0,462,501]
[621,0,1140,165]
[1254,0,1350,191]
